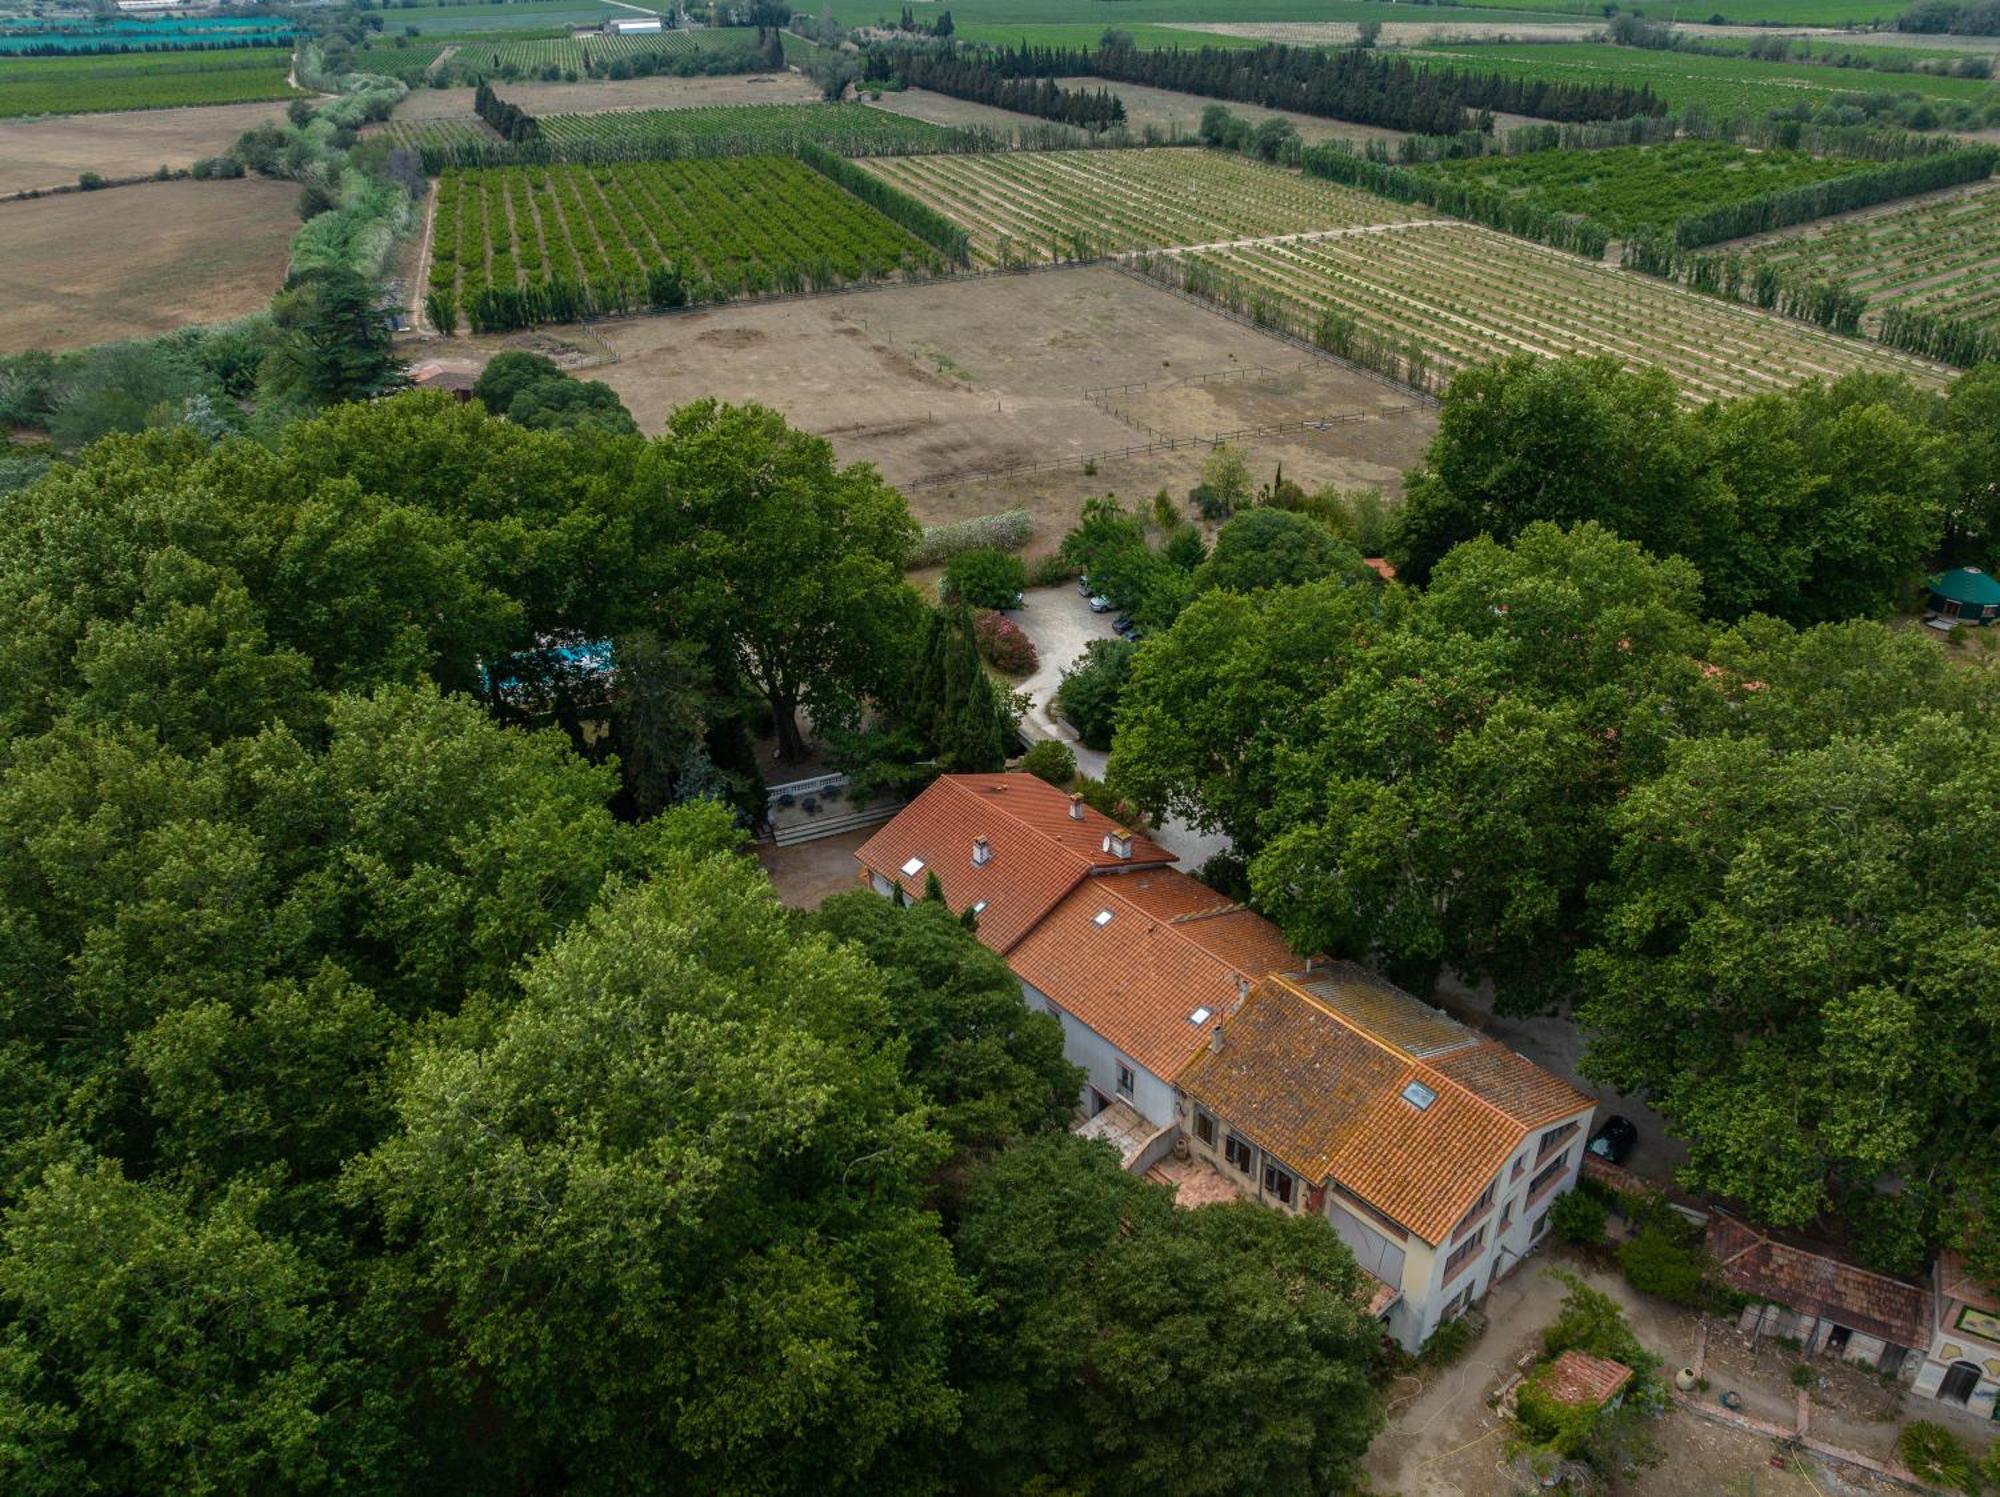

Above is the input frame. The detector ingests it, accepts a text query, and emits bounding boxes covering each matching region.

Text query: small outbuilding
[1927,567,2000,626]
[1541,1350,1634,1412]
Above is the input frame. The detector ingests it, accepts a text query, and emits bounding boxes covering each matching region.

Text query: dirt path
[410,178,439,334]
[426,44,458,78]
[1126,218,1458,259]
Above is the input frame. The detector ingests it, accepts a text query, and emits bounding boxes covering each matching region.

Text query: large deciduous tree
[352,817,965,1495]
[639,400,922,760]
[952,1134,1382,1497]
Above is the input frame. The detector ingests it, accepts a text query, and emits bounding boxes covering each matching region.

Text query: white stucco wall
[1021,980,1178,1129]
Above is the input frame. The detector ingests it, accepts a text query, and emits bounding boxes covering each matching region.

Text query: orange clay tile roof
[1542,1350,1633,1409]
[1708,1214,1933,1348]
[1009,869,1301,1083]
[1176,967,1594,1244]
[852,774,1171,953]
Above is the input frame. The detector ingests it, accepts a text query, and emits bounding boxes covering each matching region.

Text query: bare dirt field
[489,69,820,115]
[0,176,298,353]
[503,267,1435,543]
[0,100,291,197]
[860,86,1070,135]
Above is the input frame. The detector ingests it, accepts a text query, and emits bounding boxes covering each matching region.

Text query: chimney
[1068,793,1085,821]
[1209,1023,1224,1054]
[1236,975,1250,1003]
[971,835,992,868]
[1102,827,1132,860]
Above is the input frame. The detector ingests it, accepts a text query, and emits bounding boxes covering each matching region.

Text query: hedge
[799,141,971,266]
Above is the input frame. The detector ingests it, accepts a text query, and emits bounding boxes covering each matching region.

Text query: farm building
[604,16,665,33]
[1927,566,2000,626]
[856,773,1596,1352]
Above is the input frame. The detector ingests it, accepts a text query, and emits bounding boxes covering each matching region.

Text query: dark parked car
[1588,1115,1638,1166]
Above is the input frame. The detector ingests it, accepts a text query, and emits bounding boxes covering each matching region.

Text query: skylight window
[1401,1080,1437,1111]
[1188,1006,1212,1026]
[972,900,988,915]
[1092,909,1114,927]
[900,857,925,878]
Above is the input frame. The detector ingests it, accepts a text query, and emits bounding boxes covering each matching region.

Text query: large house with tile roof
[855,773,1595,1350]
[1178,966,1595,1348]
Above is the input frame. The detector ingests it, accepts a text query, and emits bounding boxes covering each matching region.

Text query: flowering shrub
[974,610,1038,674]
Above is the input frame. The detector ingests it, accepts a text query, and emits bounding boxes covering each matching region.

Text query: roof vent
[1188,1005,1212,1027]
[1092,908,1114,928]
[900,856,925,878]
[971,835,992,868]
[1401,1080,1438,1111]
[1102,828,1132,860]
[1068,793,1086,821]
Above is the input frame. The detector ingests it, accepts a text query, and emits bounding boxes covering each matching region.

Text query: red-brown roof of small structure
[1542,1350,1633,1409]
[1939,1251,2000,1315]
[1708,1214,1933,1348]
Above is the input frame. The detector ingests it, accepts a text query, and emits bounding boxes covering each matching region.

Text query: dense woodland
[1088,355,2000,1280]
[0,392,1387,1493]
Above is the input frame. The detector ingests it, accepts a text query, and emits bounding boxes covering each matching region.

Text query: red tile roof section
[1176,971,1593,1244]
[1543,1350,1633,1409]
[1939,1251,2000,1315]
[852,775,1169,954]
[1010,869,1299,1082]
[1707,1214,1933,1348]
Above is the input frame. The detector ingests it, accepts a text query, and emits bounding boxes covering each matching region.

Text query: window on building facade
[1452,1180,1497,1239]
[1194,1109,1217,1147]
[1528,1151,1569,1201]
[1531,1209,1551,1242]
[1115,1062,1135,1098]
[1499,1198,1514,1234]
[1224,1134,1255,1176]
[1511,1154,1526,1181]
[1536,1121,1579,1161]
[1263,1160,1295,1206]
[1443,1225,1485,1282]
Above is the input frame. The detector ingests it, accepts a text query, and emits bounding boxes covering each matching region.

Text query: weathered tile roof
[1177,969,1594,1244]
[852,774,1170,953]
[1010,870,1299,1083]
[1708,1214,1933,1349]
[1543,1350,1633,1409]
[1939,1251,2000,1315]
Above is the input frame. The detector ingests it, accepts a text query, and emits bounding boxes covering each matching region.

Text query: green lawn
[1422,138,1885,233]
[0,46,298,118]
[1411,40,2000,117]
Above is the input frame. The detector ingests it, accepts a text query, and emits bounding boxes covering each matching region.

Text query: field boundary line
[410,177,440,335]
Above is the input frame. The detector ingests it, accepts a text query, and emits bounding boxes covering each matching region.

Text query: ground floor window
[1224,1134,1255,1176]
[1530,1209,1551,1242]
[1193,1108,1216,1147]
[1263,1160,1295,1206]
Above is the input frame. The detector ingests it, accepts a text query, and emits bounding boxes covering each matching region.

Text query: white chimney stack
[1209,1023,1224,1054]
[1102,827,1132,860]
[1236,975,1250,1003]
[972,835,991,868]
[1068,793,1085,821]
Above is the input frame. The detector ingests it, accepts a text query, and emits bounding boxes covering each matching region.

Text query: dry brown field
[0,176,298,352]
[433,267,1433,549]
[859,86,1069,135]
[488,69,820,115]
[0,100,293,197]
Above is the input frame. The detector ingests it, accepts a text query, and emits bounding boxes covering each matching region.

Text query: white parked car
[1089,595,1112,613]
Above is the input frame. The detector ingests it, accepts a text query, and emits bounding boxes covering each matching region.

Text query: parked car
[1089,595,1112,613]
[1078,575,1094,596]
[1588,1115,1638,1166]
[1113,614,1135,633]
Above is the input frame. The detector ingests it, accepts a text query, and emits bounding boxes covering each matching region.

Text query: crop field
[529,101,951,155]
[1143,222,1950,401]
[858,148,1424,264]
[0,99,291,194]
[427,156,937,316]
[1410,42,2000,119]
[0,47,298,119]
[379,117,499,153]
[352,38,450,81]
[1733,182,2000,332]
[370,0,630,34]
[1422,140,1881,235]
[443,26,770,76]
